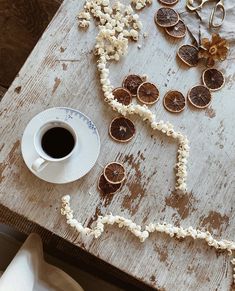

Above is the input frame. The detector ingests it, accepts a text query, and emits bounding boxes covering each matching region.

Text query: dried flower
[199,33,229,67]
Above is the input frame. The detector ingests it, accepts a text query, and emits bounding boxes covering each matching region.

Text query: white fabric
[180,0,235,57]
[0,234,84,291]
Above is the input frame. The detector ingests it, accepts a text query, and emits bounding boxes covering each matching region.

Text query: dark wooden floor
[0,0,62,96]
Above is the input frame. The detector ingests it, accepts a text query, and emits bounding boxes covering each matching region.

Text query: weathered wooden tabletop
[0,0,235,290]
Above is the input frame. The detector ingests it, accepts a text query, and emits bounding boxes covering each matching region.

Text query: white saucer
[21,107,100,184]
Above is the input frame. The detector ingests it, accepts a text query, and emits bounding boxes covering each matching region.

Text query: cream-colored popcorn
[78,19,90,28]
[61,194,235,283]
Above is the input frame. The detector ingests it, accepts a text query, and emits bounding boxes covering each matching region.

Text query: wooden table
[0,0,234,290]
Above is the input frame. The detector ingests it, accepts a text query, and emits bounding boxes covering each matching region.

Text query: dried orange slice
[98,174,122,195]
[137,82,159,105]
[122,75,143,96]
[177,45,199,67]
[163,91,186,113]
[112,87,132,105]
[155,7,179,28]
[159,0,178,5]
[188,85,212,109]
[165,20,186,39]
[109,117,135,142]
[202,68,225,91]
[104,162,126,184]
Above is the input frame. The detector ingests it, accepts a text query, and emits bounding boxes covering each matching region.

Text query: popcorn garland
[61,196,234,248]
[78,0,189,192]
[59,0,235,286]
[61,195,235,283]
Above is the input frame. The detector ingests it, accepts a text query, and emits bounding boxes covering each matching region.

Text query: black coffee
[41,127,75,159]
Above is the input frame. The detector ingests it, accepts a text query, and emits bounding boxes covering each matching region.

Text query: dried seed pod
[137,82,159,105]
[163,90,186,113]
[177,45,199,67]
[158,0,178,5]
[98,174,122,195]
[104,162,126,184]
[165,20,186,39]
[112,87,132,105]
[109,117,135,142]
[188,85,212,109]
[122,75,143,96]
[155,7,179,28]
[202,68,225,91]
[199,33,229,67]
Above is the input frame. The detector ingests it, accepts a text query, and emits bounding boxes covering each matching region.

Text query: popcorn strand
[61,194,235,284]
[61,195,235,255]
[78,0,189,192]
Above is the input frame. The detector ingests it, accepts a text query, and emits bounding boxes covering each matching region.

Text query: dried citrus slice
[177,45,199,67]
[104,162,126,184]
[188,85,212,109]
[163,90,186,113]
[137,82,159,105]
[122,74,143,96]
[202,68,225,91]
[98,174,122,195]
[159,0,178,5]
[154,7,179,28]
[165,20,186,39]
[109,117,135,142]
[112,87,132,105]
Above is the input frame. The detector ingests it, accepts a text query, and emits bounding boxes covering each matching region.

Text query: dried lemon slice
[163,90,186,113]
[177,45,199,67]
[155,7,179,28]
[104,162,126,184]
[98,174,122,194]
[109,117,135,142]
[112,87,132,105]
[188,85,212,109]
[165,20,186,39]
[202,68,225,91]
[159,0,178,5]
[137,82,159,105]
[122,74,143,96]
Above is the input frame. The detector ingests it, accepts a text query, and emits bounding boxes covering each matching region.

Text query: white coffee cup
[32,120,77,172]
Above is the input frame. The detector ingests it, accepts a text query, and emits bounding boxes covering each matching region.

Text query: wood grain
[0,0,235,290]
[0,85,6,100]
[0,0,62,87]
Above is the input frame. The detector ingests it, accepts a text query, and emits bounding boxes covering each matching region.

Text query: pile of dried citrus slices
[154,1,227,112]
[98,162,126,195]
[155,6,186,39]
[163,68,225,112]
[109,74,160,143]
[114,74,159,106]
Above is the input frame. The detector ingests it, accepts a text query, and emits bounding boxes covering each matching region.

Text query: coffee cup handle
[32,157,48,172]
